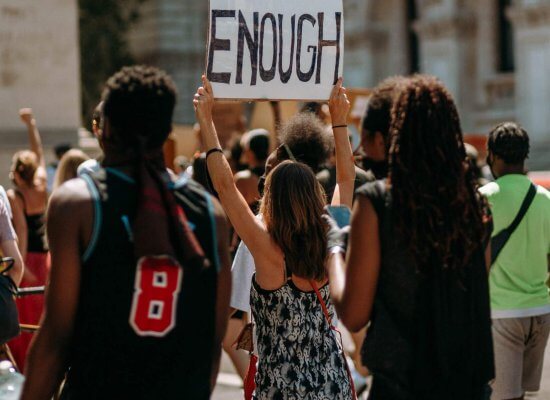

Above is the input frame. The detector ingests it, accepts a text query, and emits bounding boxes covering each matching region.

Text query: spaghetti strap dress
[250,272,353,399]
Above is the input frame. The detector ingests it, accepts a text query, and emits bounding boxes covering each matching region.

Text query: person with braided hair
[21,66,231,399]
[326,75,494,399]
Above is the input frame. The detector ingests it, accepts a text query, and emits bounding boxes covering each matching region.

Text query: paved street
[213,339,550,399]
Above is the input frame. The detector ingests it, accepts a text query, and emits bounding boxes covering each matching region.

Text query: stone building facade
[344,0,550,169]
[129,0,550,167]
[0,0,81,186]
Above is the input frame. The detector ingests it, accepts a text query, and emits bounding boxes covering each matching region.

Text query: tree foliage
[79,0,148,126]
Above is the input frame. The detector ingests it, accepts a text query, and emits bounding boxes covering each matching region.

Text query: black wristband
[332,124,348,130]
[206,147,223,160]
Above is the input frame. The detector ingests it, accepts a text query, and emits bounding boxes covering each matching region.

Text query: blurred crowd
[0,66,548,400]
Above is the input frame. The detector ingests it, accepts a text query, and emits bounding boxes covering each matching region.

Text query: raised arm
[329,79,355,208]
[21,180,90,399]
[19,108,47,185]
[327,196,381,332]
[193,76,282,277]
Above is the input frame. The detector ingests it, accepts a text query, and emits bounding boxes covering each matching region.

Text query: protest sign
[206,0,344,101]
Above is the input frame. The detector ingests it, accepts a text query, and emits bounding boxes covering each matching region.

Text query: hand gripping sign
[206,0,344,101]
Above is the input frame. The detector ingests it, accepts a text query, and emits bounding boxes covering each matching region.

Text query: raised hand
[19,108,35,126]
[328,77,350,127]
[193,75,215,124]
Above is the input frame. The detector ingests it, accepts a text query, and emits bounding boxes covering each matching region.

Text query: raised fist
[19,108,34,125]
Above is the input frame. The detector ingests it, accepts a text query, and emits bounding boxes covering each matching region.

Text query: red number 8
[129,256,183,337]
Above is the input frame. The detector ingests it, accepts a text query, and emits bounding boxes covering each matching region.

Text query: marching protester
[21,66,231,399]
[317,76,405,201]
[229,111,333,314]
[358,76,407,181]
[46,144,71,193]
[0,195,25,347]
[77,102,104,177]
[7,108,50,371]
[327,75,495,399]
[235,129,270,211]
[195,75,355,398]
[480,122,550,400]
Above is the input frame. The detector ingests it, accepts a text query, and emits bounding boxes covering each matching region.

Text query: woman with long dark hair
[194,76,355,399]
[327,75,494,399]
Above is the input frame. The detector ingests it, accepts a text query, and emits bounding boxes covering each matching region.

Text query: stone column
[413,0,478,131]
[0,0,81,186]
[128,0,208,125]
[507,1,550,145]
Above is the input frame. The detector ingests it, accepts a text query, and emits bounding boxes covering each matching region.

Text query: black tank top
[15,190,48,253]
[61,169,220,400]
[356,181,494,400]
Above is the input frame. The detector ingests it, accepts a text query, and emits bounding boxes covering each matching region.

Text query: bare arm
[270,101,282,148]
[194,76,283,289]
[210,198,232,390]
[21,180,90,399]
[19,108,47,184]
[7,190,28,260]
[329,79,355,208]
[328,196,380,332]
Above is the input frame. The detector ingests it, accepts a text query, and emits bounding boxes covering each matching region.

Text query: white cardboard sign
[206,0,344,101]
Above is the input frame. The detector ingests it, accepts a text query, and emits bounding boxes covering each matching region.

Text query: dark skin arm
[210,197,232,391]
[21,179,92,399]
[327,196,381,332]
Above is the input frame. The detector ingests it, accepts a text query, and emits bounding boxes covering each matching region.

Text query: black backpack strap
[491,183,537,265]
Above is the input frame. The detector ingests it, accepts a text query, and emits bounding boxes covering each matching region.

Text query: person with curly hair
[21,66,231,399]
[326,75,495,399]
[480,122,550,400]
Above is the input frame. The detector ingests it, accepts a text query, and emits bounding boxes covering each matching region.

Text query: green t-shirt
[480,174,550,318]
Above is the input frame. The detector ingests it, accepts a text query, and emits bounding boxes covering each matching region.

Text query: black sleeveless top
[61,169,220,400]
[356,181,494,400]
[15,190,48,253]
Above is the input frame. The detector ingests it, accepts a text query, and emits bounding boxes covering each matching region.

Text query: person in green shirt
[480,122,550,400]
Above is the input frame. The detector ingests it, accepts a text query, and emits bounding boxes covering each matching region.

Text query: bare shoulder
[48,178,92,216]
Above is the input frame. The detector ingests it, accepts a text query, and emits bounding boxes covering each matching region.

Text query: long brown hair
[53,149,90,190]
[260,161,327,280]
[389,75,486,271]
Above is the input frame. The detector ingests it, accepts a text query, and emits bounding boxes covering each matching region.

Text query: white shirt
[0,186,12,219]
[77,159,101,176]
[230,214,265,312]
[230,240,256,312]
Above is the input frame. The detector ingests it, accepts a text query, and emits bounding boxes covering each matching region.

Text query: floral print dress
[250,275,353,399]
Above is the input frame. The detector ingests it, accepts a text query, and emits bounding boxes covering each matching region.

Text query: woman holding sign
[194,76,355,399]
[325,75,494,400]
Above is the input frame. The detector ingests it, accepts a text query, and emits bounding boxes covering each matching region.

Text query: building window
[498,0,515,72]
[407,0,420,74]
